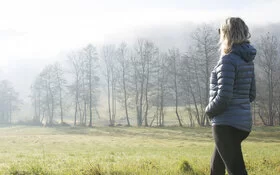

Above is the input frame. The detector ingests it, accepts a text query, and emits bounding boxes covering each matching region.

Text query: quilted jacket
[205,42,256,132]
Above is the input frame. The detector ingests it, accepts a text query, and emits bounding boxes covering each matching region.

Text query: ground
[0,125,279,175]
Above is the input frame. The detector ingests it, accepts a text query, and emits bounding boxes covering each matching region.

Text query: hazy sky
[0,0,279,98]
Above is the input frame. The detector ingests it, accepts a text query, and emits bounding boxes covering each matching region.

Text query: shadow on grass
[2,124,280,143]
[248,126,280,142]
[53,125,280,143]
[51,125,213,143]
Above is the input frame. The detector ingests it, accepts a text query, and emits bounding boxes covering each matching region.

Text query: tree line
[23,25,280,127]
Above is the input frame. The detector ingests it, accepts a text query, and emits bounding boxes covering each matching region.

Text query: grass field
[0,125,279,175]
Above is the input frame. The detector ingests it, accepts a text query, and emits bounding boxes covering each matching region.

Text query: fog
[0,0,280,122]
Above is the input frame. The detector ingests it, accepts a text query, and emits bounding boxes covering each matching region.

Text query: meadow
[0,125,279,175]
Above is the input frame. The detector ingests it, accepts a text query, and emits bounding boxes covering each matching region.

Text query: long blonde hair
[219,17,251,55]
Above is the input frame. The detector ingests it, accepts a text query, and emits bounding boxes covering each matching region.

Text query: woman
[205,17,256,175]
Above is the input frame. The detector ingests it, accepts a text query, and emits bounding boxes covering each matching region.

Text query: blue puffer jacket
[205,42,256,132]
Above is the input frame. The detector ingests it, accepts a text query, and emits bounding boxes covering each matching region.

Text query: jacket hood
[231,42,256,62]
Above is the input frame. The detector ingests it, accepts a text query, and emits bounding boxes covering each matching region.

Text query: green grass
[0,125,279,174]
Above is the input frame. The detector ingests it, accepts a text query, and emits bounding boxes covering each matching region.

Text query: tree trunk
[74,78,79,126]
[144,63,150,127]
[269,69,274,126]
[89,58,93,127]
[111,76,116,126]
[59,86,63,123]
[107,72,112,125]
[123,69,130,126]
[174,60,182,127]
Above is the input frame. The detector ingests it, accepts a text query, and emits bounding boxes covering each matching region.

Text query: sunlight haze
[0,0,279,99]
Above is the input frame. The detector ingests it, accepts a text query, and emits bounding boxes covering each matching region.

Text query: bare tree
[189,24,219,126]
[143,41,158,127]
[68,51,86,126]
[132,39,158,126]
[180,52,204,126]
[102,45,117,126]
[0,80,20,123]
[116,42,131,126]
[83,44,99,127]
[168,48,183,127]
[256,33,280,125]
[67,45,99,127]
[153,53,170,127]
[38,65,57,126]
[53,62,67,124]
[31,76,43,124]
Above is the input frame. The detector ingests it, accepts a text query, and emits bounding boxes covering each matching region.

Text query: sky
[0,0,279,99]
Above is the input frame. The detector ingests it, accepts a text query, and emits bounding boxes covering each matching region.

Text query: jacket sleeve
[249,70,256,102]
[205,57,235,118]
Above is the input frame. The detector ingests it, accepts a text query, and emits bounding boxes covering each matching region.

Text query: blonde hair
[219,17,251,55]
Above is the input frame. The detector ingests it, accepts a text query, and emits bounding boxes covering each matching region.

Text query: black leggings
[211,125,250,175]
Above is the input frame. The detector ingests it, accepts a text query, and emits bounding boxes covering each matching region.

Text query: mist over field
[2,23,280,124]
[0,0,279,127]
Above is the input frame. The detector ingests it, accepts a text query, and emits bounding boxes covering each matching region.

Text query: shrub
[179,160,193,173]
[81,164,103,175]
